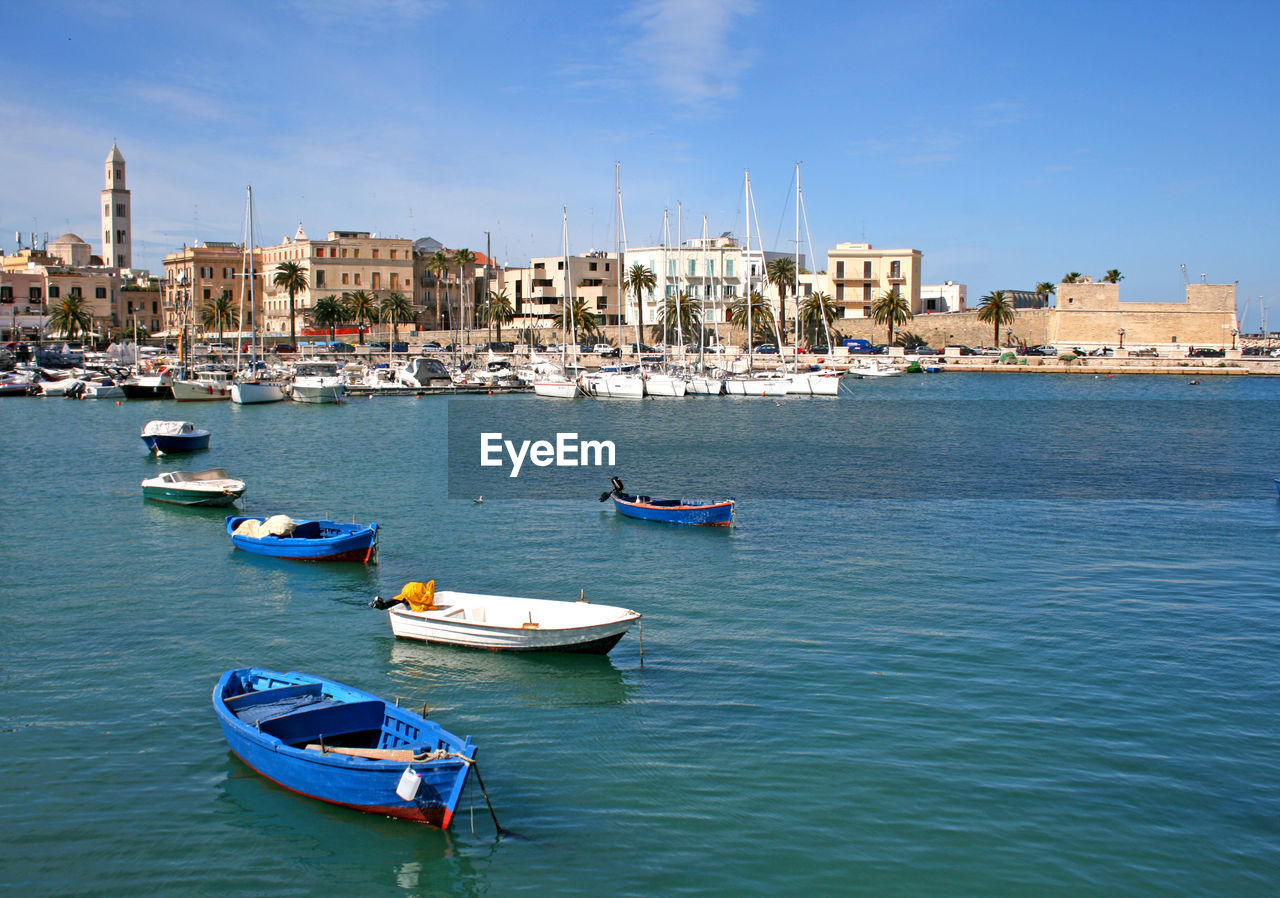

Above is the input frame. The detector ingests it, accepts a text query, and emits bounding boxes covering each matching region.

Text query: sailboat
[231,186,287,404]
[642,208,687,398]
[724,170,788,397]
[532,208,582,399]
[686,215,724,395]
[581,165,645,400]
[781,164,841,397]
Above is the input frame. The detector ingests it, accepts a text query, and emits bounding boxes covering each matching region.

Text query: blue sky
[3,0,1277,328]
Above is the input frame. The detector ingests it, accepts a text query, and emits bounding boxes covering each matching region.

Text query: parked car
[592,343,613,354]
[599,347,620,359]
[625,342,656,353]
[753,344,778,354]
[952,345,977,356]
[1088,347,1114,357]
[844,338,873,353]
[330,342,355,353]
[1016,345,1047,356]
[391,342,408,353]
[272,343,295,354]
[420,341,442,351]
[482,341,515,353]
[808,345,830,354]
[1130,347,1159,357]
[1188,347,1225,358]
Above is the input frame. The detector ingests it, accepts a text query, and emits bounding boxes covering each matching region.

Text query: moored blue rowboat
[212,667,475,828]
[602,478,734,527]
[226,515,379,563]
[140,420,210,454]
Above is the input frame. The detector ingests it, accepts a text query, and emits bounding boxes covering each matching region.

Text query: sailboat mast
[561,207,569,367]
[676,201,684,359]
[745,170,753,372]
[615,163,623,353]
[234,185,250,372]
[700,215,708,368]
[794,163,801,360]
[248,185,257,365]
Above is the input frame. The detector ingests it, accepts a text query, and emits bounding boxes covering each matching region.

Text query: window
[117,204,126,216]
[389,274,397,288]
[29,287,42,300]
[372,273,381,290]
[203,288,211,300]
[597,298,607,310]
[353,249,360,258]
[330,248,337,258]
[726,259,734,277]
[605,262,610,272]
[668,260,676,277]
[862,305,871,317]
[589,262,598,271]
[342,273,349,285]
[0,286,10,299]
[316,270,326,287]
[863,261,872,278]
[390,250,397,260]
[372,249,379,259]
[341,249,348,258]
[557,261,564,270]
[863,284,872,301]
[49,285,60,298]
[354,273,361,285]
[105,230,111,245]
[708,260,715,277]
[836,284,845,301]
[104,204,110,216]
[890,260,902,279]
[95,287,107,298]
[152,301,158,313]
[836,261,845,279]
[117,230,125,244]
[688,259,696,277]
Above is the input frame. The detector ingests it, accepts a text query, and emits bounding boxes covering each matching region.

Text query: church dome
[53,233,89,245]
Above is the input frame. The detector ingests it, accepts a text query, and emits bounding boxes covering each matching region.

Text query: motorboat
[601,477,734,526]
[580,369,645,399]
[140,420,211,454]
[291,361,346,403]
[848,359,903,378]
[141,468,246,506]
[378,581,640,654]
[172,366,233,401]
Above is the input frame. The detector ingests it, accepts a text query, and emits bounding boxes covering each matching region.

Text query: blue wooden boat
[213,667,475,828]
[140,420,210,454]
[601,477,734,527]
[226,515,379,563]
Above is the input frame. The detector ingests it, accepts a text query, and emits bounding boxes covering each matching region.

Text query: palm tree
[379,292,414,343]
[480,289,515,342]
[451,248,475,333]
[977,290,1016,346]
[311,294,347,343]
[1102,269,1124,283]
[47,294,93,341]
[426,250,451,328]
[1062,272,1082,284]
[798,291,839,346]
[766,257,797,341]
[201,291,238,345]
[1035,282,1056,308]
[624,263,656,348]
[564,296,598,341]
[871,287,912,345]
[344,290,378,344]
[273,261,308,348]
[652,291,702,345]
[728,292,775,345]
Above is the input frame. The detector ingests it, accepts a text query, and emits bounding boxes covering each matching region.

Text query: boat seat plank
[257,698,387,745]
[225,682,323,712]
[304,744,415,762]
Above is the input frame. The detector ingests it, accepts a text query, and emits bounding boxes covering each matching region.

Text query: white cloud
[621,0,759,108]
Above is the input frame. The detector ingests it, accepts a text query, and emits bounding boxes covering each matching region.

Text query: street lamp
[1231,328,1238,350]
[1117,328,1125,349]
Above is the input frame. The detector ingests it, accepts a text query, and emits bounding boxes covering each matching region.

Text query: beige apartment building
[499,252,621,336]
[1,247,124,337]
[826,242,923,318]
[161,242,262,337]
[258,228,414,335]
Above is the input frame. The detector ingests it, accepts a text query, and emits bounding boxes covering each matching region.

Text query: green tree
[200,291,238,345]
[652,291,702,345]
[1102,269,1124,283]
[977,290,1016,346]
[1035,282,1056,308]
[47,294,93,341]
[480,289,515,342]
[273,261,308,348]
[427,250,451,328]
[452,248,475,331]
[623,263,656,349]
[798,290,839,346]
[766,257,797,341]
[311,294,348,343]
[728,292,776,345]
[1062,272,1082,284]
[344,290,378,344]
[871,287,912,345]
[379,292,414,343]
[564,295,599,340]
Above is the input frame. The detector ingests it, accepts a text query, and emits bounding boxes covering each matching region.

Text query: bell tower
[101,143,131,269]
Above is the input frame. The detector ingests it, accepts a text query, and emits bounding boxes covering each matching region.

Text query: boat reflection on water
[386,639,635,709]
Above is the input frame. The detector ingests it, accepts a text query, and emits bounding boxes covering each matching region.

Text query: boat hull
[172,379,232,401]
[611,493,734,526]
[532,381,580,398]
[231,381,287,404]
[140,433,211,453]
[292,380,345,403]
[724,377,789,396]
[226,516,379,562]
[581,373,645,399]
[213,668,474,828]
[143,485,243,506]
[389,591,639,654]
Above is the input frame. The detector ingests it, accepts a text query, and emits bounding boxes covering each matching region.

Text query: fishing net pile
[233,515,296,539]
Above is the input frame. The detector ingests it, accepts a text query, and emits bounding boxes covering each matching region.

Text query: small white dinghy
[376,581,640,654]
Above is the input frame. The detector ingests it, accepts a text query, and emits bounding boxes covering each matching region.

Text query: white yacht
[291,361,346,403]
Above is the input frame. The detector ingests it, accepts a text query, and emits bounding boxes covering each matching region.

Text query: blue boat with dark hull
[601,477,735,527]
[226,515,379,563]
[213,668,476,828]
[140,420,210,454]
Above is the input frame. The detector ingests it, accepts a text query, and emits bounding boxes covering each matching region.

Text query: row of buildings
[0,145,1239,352]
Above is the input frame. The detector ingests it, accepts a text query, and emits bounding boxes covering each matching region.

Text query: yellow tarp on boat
[396,580,436,612]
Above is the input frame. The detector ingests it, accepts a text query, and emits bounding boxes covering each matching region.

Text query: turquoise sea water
[2,374,1279,896]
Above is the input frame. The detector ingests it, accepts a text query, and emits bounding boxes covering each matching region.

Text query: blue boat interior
[622,494,717,508]
[223,678,434,752]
